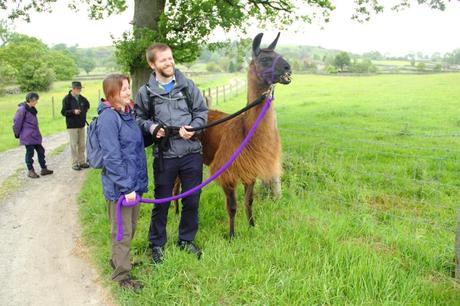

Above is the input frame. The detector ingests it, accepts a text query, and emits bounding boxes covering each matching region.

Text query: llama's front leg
[224,187,237,239]
[244,181,255,227]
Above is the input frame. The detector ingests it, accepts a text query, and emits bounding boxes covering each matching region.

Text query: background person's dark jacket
[61,91,90,128]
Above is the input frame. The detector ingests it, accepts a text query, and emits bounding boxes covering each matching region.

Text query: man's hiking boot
[27,170,39,178]
[118,277,143,292]
[40,168,53,176]
[177,240,202,259]
[79,163,90,169]
[72,165,81,171]
[151,246,164,264]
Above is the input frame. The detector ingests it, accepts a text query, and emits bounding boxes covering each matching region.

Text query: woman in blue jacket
[98,74,148,291]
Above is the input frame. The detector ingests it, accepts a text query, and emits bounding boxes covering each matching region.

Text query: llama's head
[252,32,292,85]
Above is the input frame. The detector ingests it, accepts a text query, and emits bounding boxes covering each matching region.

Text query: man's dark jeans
[148,153,203,247]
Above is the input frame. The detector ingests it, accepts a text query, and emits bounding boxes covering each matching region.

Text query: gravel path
[0,135,113,306]
[0,132,69,186]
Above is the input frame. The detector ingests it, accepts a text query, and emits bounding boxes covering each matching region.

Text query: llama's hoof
[248,218,255,227]
[228,232,235,240]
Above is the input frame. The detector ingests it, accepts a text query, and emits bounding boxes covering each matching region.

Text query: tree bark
[131,0,166,96]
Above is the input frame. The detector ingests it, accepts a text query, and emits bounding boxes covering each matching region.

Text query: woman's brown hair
[102,74,130,111]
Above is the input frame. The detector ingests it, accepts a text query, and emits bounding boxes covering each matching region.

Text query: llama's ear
[252,33,263,57]
[267,32,280,50]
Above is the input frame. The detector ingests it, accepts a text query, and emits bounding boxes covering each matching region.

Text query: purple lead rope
[116,95,273,241]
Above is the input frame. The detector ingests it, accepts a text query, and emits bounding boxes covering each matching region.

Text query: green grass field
[79,73,460,305]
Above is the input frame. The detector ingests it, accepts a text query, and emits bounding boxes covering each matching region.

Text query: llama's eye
[260,57,271,64]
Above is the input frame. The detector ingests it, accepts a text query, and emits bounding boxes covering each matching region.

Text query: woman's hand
[125,191,136,203]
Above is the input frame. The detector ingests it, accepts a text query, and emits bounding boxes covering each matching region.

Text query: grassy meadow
[78,73,460,305]
[0,73,242,153]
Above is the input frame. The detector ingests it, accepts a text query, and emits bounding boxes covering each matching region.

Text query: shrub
[351,59,377,73]
[17,61,55,91]
[416,62,426,72]
[325,65,338,74]
[206,62,221,73]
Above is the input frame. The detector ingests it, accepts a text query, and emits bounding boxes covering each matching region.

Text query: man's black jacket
[61,91,90,128]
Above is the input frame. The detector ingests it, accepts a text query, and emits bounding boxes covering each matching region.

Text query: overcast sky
[6,0,460,56]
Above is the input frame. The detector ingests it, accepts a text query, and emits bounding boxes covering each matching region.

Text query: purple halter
[254,54,283,85]
[115,94,274,241]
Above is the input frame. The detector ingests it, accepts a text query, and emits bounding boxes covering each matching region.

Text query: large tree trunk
[131,0,166,96]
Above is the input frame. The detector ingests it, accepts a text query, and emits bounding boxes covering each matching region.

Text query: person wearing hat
[13,92,54,178]
[61,81,91,170]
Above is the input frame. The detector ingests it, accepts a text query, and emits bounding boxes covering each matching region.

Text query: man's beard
[157,66,175,78]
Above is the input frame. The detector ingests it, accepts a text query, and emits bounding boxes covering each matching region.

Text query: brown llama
[199,32,291,238]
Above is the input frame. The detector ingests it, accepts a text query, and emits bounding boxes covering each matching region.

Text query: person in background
[13,92,53,178]
[61,81,90,171]
[134,43,208,264]
[97,74,148,292]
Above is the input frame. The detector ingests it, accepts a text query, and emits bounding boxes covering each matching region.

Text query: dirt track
[0,137,112,306]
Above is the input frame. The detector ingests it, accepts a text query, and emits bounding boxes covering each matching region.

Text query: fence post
[208,88,211,102]
[51,96,55,119]
[216,87,219,105]
[223,85,226,103]
[98,89,101,102]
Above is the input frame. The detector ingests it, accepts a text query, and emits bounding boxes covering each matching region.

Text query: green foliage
[46,50,78,80]
[113,27,159,73]
[362,51,383,60]
[416,62,426,72]
[351,59,378,73]
[303,60,317,71]
[80,57,96,74]
[334,52,351,71]
[0,19,12,46]
[325,64,338,74]
[1,0,456,78]
[444,49,460,66]
[291,59,301,71]
[227,61,237,73]
[0,62,16,94]
[17,61,55,91]
[0,34,79,90]
[205,62,221,73]
[433,63,442,72]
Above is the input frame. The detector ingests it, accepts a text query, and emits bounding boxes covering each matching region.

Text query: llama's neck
[244,66,276,135]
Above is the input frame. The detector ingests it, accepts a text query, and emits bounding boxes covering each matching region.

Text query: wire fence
[200,79,246,108]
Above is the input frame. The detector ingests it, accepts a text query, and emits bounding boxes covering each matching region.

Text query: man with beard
[134,43,208,264]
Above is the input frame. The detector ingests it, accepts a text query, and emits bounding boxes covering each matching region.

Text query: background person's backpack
[86,108,122,168]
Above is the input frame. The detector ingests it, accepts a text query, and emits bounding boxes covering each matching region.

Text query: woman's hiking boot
[27,170,39,178]
[118,277,143,292]
[40,168,53,176]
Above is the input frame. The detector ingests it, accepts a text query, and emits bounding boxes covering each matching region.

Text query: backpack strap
[145,84,156,122]
[180,87,194,114]
[145,83,194,122]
